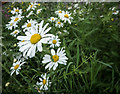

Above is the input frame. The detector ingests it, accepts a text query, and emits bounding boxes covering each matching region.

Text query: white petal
[37,42,42,52]
[51,49,55,55]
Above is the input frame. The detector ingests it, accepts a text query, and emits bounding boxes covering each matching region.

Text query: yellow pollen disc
[57,22,61,24]
[59,11,62,13]
[14,18,19,22]
[38,3,40,6]
[43,79,47,85]
[10,23,13,26]
[64,14,69,18]
[51,18,54,20]
[52,40,57,44]
[52,55,59,62]
[14,31,18,34]
[21,40,25,42]
[27,23,31,27]
[15,9,19,12]
[14,64,19,70]
[30,5,33,8]
[30,34,41,44]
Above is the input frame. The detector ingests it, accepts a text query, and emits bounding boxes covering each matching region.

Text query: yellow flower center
[52,55,59,62]
[64,14,69,18]
[30,34,41,44]
[57,22,61,24]
[14,31,18,34]
[52,40,57,44]
[27,23,31,27]
[15,9,19,12]
[30,5,33,8]
[38,3,40,6]
[10,23,13,26]
[21,40,25,42]
[14,64,19,70]
[51,18,54,20]
[43,79,47,85]
[59,11,62,13]
[14,18,19,22]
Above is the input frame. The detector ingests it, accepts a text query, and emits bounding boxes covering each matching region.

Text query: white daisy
[112,10,119,15]
[10,14,24,24]
[6,20,18,30]
[10,30,20,37]
[26,11,33,18]
[22,19,37,32]
[112,7,119,15]
[27,3,37,11]
[48,17,57,22]
[17,20,54,58]
[42,48,68,70]
[11,7,22,15]
[10,60,25,76]
[48,35,61,48]
[37,9,42,14]
[59,11,73,24]
[55,20,63,28]
[36,73,51,91]
[55,10,63,16]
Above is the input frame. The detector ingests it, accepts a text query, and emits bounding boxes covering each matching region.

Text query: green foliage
[2,2,120,94]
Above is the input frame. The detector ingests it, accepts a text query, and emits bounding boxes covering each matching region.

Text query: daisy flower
[10,14,24,24]
[22,19,37,32]
[48,17,57,22]
[48,36,61,48]
[10,60,25,76]
[17,20,54,58]
[10,30,20,37]
[26,11,33,18]
[37,9,42,14]
[27,3,37,11]
[55,20,63,28]
[59,11,73,24]
[55,10,63,16]
[111,7,119,15]
[11,7,22,15]
[36,73,51,91]
[42,48,68,70]
[6,20,18,30]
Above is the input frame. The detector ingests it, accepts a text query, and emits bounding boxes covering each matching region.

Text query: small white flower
[27,3,37,11]
[10,60,25,76]
[59,11,73,24]
[26,11,33,18]
[55,20,63,28]
[55,10,63,16]
[111,7,119,15]
[10,30,20,37]
[37,9,42,14]
[22,19,37,32]
[48,17,57,22]
[6,20,18,30]
[36,73,51,91]
[17,20,54,58]
[11,7,22,15]
[10,14,24,24]
[42,48,68,70]
[48,35,61,48]
[112,10,119,15]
